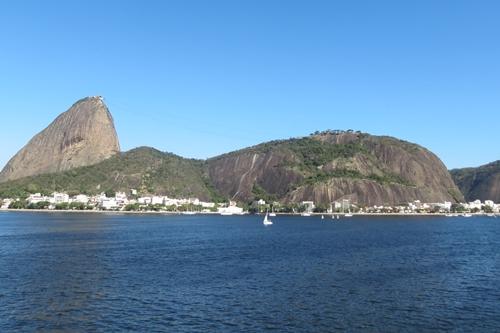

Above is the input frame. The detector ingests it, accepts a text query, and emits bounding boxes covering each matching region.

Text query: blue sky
[0,0,499,169]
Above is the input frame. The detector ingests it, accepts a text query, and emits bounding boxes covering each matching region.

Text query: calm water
[1,212,499,332]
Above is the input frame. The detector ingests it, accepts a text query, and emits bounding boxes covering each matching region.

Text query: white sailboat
[263,212,273,225]
[269,206,276,217]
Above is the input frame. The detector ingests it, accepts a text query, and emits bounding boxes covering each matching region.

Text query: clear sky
[1,0,499,170]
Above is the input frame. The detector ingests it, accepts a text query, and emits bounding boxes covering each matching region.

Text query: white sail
[263,212,273,225]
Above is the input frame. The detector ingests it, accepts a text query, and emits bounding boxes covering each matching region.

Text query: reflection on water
[1,212,500,332]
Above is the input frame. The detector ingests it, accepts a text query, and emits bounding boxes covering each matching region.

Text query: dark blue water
[1,212,500,332]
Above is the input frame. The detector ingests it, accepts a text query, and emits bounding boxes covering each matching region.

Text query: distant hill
[0,147,221,202]
[451,161,500,202]
[0,97,120,182]
[207,131,463,206]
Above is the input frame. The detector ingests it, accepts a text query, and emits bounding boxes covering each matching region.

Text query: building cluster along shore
[0,191,499,216]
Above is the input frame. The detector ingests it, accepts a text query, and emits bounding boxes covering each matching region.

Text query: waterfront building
[115,192,129,206]
[218,205,244,215]
[27,193,48,204]
[51,192,69,204]
[73,194,90,204]
[101,197,119,210]
[138,197,153,205]
[151,196,164,205]
[1,199,12,210]
[302,201,315,213]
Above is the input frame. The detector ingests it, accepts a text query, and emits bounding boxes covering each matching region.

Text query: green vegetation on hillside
[0,147,223,201]
[285,138,367,169]
[269,138,412,188]
[300,169,414,187]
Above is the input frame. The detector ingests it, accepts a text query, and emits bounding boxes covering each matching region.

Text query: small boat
[321,215,324,220]
[345,213,353,217]
[263,212,273,225]
[462,213,472,218]
[301,213,311,217]
[182,211,197,215]
[220,212,233,216]
[487,213,495,217]
[336,215,340,220]
[269,206,276,217]
[445,214,454,217]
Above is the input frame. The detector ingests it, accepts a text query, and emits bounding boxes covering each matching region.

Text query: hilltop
[207,130,463,206]
[0,97,120,182]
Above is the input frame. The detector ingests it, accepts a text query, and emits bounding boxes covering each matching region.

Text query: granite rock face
[451,161,500,202]
[0,97,120,182]
[207,132,464,206]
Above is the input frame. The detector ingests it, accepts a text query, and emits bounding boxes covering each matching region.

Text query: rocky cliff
[0,97,120,182]
[451,161,500,202]
[207,131,463,206]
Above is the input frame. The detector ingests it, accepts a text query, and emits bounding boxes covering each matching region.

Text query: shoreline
[0,208,496,217]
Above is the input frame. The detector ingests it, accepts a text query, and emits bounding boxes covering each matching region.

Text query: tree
[55,203,69,210]
[124,203,140,211]
[483,205,493,213]
[313,204,328,213]
[105,190,115,198]
[9,200,27,209]
[451,203,465,213]
[69,202,85,210]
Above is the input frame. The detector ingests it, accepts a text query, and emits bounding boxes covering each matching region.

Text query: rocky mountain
[0,97,120,182]
[0,147,220,201]
[0,96,465,206]
[207,131,463,206]
[450,161,500,202]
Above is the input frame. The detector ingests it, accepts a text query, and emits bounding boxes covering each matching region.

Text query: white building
[1,199,12,210]
[73,194,89,204]
[218,201,244,215]
[218,205,244,215]
[101,198,119,210]
[115,192,129,206]
[484,200,495,208]
[466,200,482,210]
[152,196,164,205]
[138,197,152,205]
[27,193,48,204]
[200,201,215,208]
[302,201,315,213]
[51,192,69,204]
[164,197,180,206]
